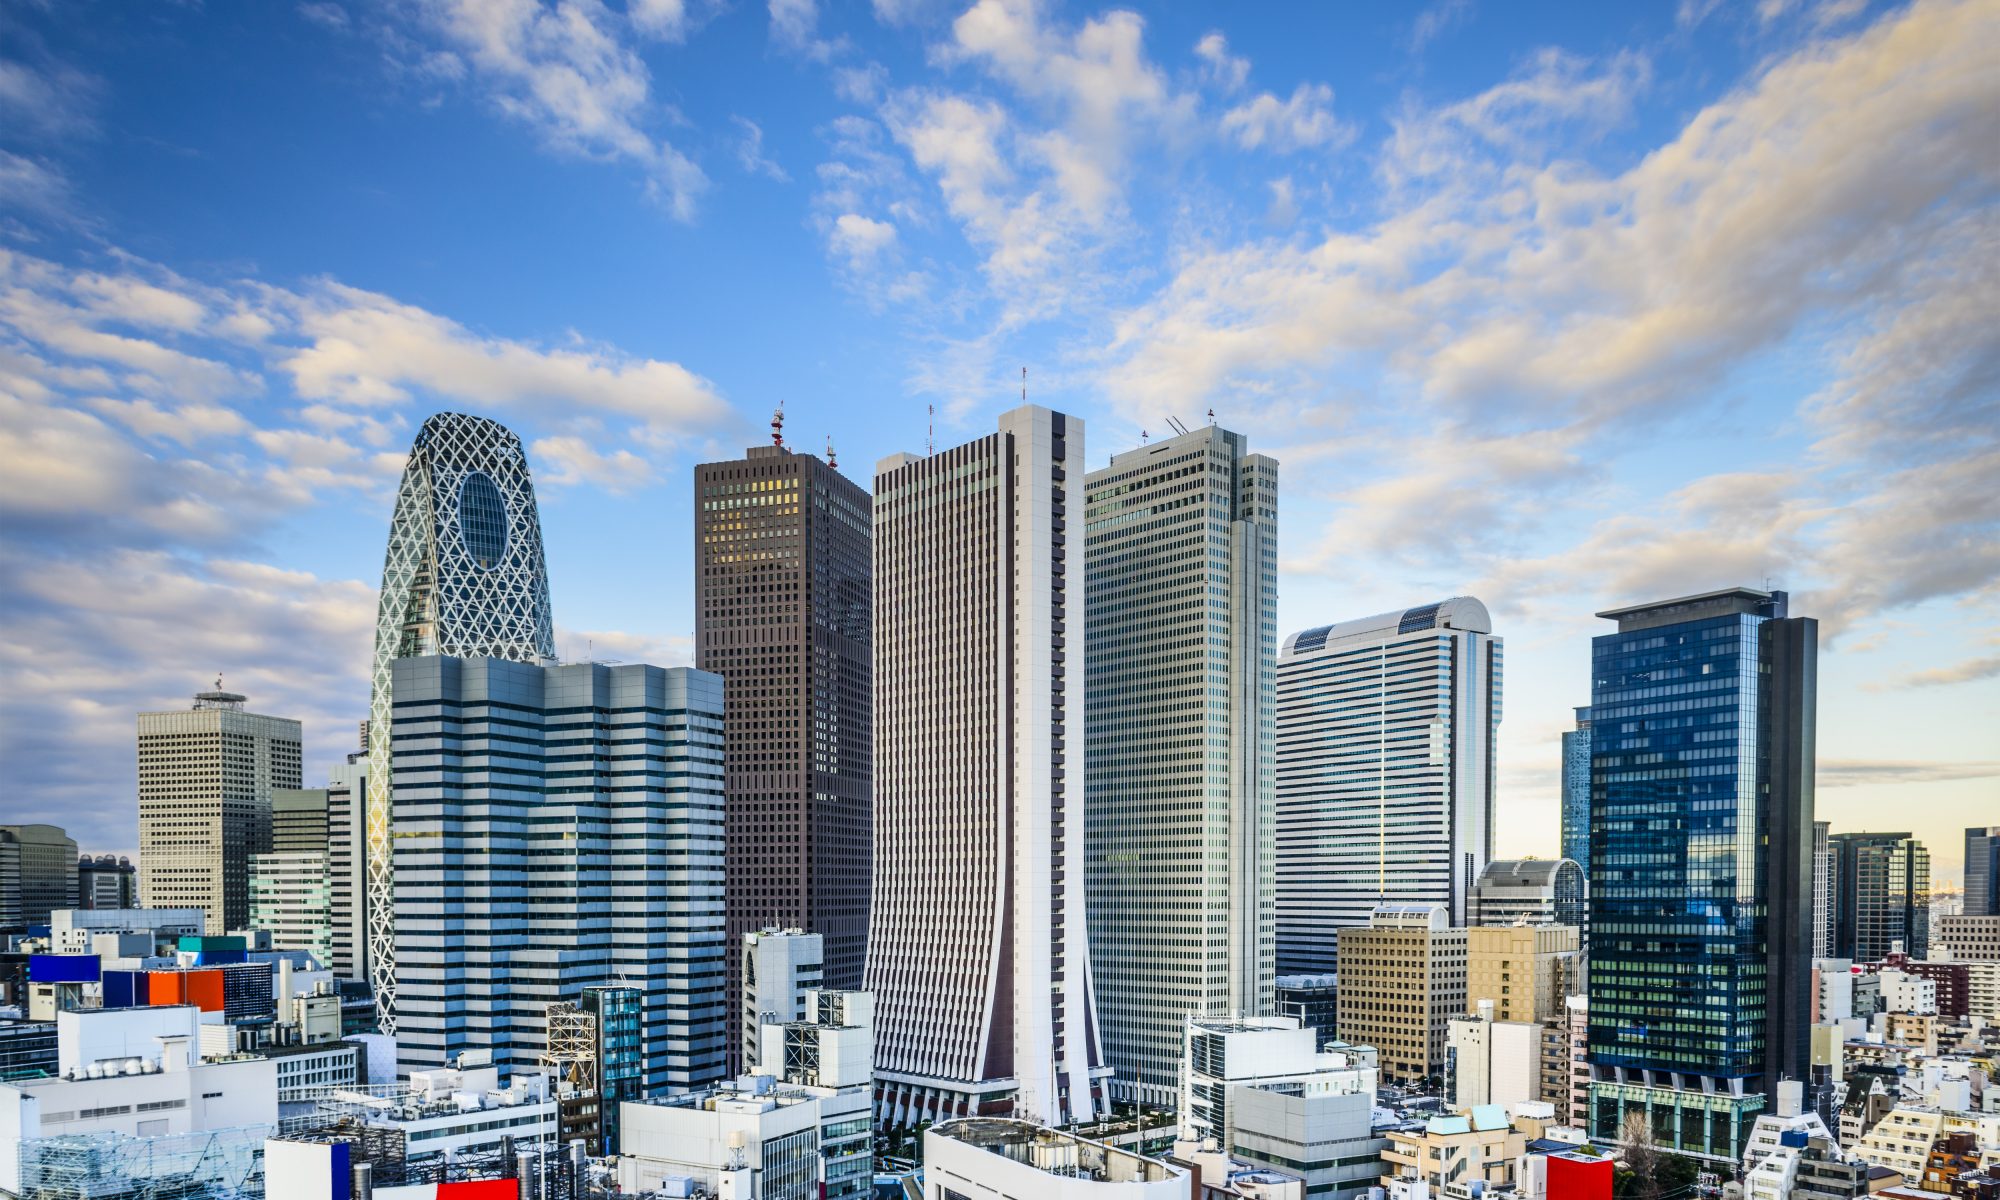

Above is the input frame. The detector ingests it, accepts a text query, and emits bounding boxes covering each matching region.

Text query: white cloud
[1221,83,1348,152]
[413,0,707,218]
[1408,0,1473,52]
[770,0,846,60]
[628,0,688,40]
[829,212,898,268]
[530,434,654,491]
[732,115,791,181]
[1193,32,1248,94]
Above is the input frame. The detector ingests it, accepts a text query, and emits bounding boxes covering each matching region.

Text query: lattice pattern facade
[366,413,555,1032]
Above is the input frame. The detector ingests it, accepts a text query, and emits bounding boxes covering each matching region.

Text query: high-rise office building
[1966,827,2000,917]
[76,855,136,910]
[366,412,556,1032]
[138,687,301,935]
[1276,598,1502,973]
[325,754,368,983]
[1813,822,1834,960]
[0,826,77,930]
[695,433,872,1075]
[1083,423,1278,1107]
[1467,858,1587,930]
[389,656,727,1093]
[1560,707,1592,874]
[1466,923,1580,1025]
[1336,905,1467,1084]
[248,788,335,964]
[582,984,644,1156]
[1829,833,1930,962]
[866,404,1105,1129]
[1586,588,1815,1163]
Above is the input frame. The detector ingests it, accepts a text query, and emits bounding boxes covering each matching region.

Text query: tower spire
[771,402,785,449]
[826,436,837,469]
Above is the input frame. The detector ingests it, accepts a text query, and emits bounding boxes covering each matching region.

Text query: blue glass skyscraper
[1560,707,1592,873]
[1585,589,1815,1163]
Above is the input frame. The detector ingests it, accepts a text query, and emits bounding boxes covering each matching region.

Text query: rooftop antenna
[1166,415,1190,436]
[1022,366,1028,404]
[1207,407,1215,426]
[1140,428,1149,445]
[926,404,934,456]
[826,436,837,470]
[771,402,785,448]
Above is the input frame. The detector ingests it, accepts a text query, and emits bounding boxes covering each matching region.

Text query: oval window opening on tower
[459,471,510,568]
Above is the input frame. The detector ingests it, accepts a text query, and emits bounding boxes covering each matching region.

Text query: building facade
[1466,923,1580,1025]
[1585,588,1816,1163]
[248,851,333,968]
[0,826,77,931]
[389,656,726,1094]
[323,756,367,983]
[696,436,873,1075]
[866,405,1105,1129]
[1336,905,1467,1084]
[1560,707,1592,877]
[1814,821,1835,960]
[1830,832,1930,962]
[742,929,824,1073]
[76,855,136,910]
[365,412,556,1032]
[1962,827,1998,917]
[1084,423,1278,1107]
[1467,858,1587,930]
[1276,598,1501,974]
[138,689,301,935]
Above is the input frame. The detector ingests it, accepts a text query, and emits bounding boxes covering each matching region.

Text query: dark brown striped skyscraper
[695,430,872,1075]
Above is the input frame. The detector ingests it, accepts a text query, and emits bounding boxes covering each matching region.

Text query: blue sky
[2,0,1994,879]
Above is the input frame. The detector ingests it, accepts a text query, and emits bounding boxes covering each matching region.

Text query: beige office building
[1337,905,1466,1083]
[1466,924,1580,1025]
[138,687,301,934]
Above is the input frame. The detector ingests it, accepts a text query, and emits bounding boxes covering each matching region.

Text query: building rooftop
[931,1119,1183,1184]
[1283,597,1491,657]
[1595,587,1786,631]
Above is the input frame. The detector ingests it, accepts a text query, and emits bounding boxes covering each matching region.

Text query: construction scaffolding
[14,1124,270,1200]
[541,1000,599,1093]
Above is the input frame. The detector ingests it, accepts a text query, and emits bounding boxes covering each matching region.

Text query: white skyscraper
[1084,423,1278,1107]
[866,404,1105,1129]
[138,687,302,935]
[1276,598,1501,974]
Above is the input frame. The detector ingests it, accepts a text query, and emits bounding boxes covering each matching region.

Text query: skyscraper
[1585,588,1815,1163]
[1276,598,1502,973]
[1813,821,1834,960]
[1829,833,1930,962]
[137,687,301,935]
[1083,423,1278,1107]
[389,656,726,1093]
[366,412,555,1032]
[1560,707,1592,873]
[1966,827,2000,917]
[867,404,1105,1129]
[325,754,368,983]
[695,433,872,1074]
[0,826,77,931]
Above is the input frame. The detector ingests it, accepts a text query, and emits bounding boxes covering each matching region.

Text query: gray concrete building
[1084,422,1278,1107]
[0,826,77,931]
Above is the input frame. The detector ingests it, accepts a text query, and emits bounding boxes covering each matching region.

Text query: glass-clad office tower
[366,413,556,1033]
[1586,588,1815,1164]
[1276,598,1502,973]
[1560,707,1592,873]
[1084,423,1278,1108]
[1829,832,1930,962]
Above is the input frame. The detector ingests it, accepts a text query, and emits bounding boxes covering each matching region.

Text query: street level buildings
[866,405,1105,1128]
[696,437,873,1075]
[1585,588,1816,1163]
[365,412,556,1032]
[137,689,300,935]
[1085,423,1278,1107]
[0,826,77,931]
[389,656,726,1094]
[1276,598,1501,973]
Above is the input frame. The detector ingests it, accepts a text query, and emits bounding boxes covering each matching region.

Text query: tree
[1616,1112,1662,1200]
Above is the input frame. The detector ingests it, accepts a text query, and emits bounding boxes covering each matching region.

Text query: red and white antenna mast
[771,403,785,448]
[826,436,837,469]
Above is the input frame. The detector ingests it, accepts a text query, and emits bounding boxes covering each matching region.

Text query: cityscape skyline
[2,0,1995,882]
